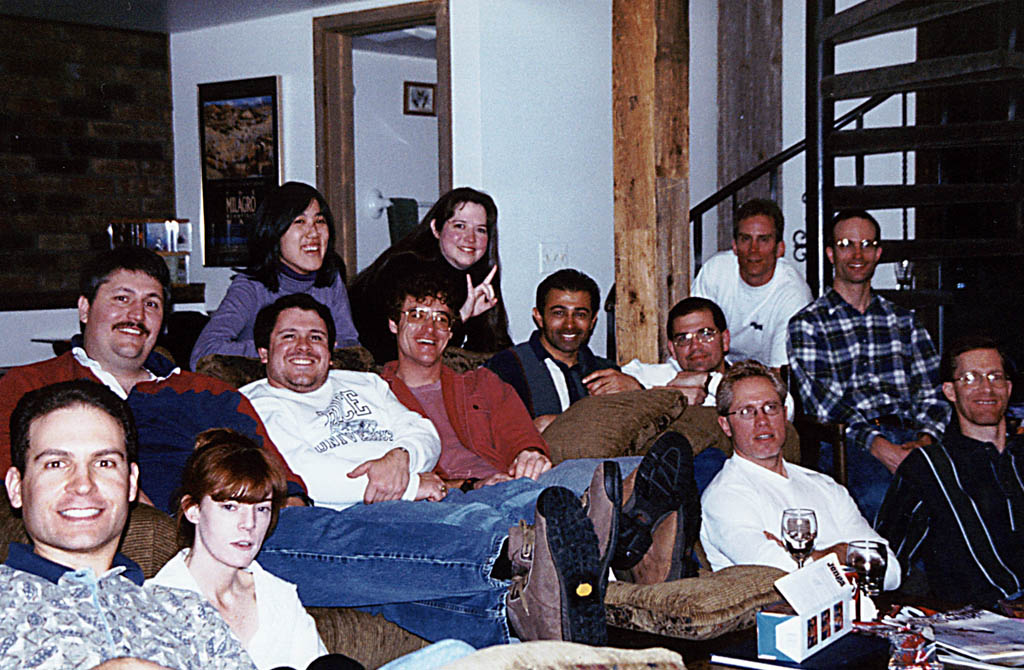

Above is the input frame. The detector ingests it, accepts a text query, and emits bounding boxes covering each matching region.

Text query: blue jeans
[820,426,917,524]
[259,446,726,648]
[378,639,477,669]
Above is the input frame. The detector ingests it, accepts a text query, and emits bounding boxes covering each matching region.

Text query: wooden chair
[781,365,848,486]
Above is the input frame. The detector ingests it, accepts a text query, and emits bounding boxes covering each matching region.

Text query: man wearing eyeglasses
[787,209,949,521]
[691,199,812,368]
[700,361,900,589]
[876,336,1024,607]
[621,297,731,407]
[622,297,796,416]
[381,272,703,584]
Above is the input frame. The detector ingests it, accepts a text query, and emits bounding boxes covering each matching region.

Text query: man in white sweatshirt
[240,294,608,649]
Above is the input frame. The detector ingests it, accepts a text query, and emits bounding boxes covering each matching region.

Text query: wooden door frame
[313,0,452,280]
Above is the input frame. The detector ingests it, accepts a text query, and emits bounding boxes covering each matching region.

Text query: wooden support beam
[612,0,689,365]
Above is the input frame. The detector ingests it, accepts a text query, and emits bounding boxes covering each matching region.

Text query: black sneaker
[612,430,701,581]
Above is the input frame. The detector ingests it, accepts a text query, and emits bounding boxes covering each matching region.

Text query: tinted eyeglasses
[671,327,719,347]
[724,401,784,420]
[402,307,453,331]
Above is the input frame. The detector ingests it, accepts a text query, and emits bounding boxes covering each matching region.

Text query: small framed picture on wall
[404,81,436,116]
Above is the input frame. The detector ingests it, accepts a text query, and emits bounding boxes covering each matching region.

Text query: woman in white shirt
[150,429,475,670]
[149,428,358,670]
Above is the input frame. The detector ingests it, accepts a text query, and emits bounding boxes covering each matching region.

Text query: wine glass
[781,508,817,568]
[847,540,887,597]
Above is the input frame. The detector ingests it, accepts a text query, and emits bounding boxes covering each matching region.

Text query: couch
[191,349,791,661]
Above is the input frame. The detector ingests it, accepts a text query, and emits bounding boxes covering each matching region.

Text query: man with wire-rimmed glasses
[787,209,949,522]
[876,335,1023,607]
[622,296,795,415]
[700,360,901,590]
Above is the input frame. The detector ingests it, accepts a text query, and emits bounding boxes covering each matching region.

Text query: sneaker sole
[537,486,608,645]
[612,435,689,571]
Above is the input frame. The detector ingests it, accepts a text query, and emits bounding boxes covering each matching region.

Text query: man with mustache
[486,269,640,432]
[691,199,812,368]
[787,209,948,521]
[0,247,303,513]
[876,336,1024,607]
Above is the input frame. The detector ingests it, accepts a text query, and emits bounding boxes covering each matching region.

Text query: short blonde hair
[716,360,787,416]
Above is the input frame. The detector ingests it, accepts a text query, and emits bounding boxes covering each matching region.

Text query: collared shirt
[875,425,1024,606]
[1,542,256,669]
[6,541,145,585]
[700,456,901,590]
[787,288,949,451]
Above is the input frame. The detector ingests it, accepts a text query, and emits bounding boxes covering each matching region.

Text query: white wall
[689,0,719,271]
[167,0,614,356]
[455,0,614,352]
[781,0,916,291]
[352,49,438,270]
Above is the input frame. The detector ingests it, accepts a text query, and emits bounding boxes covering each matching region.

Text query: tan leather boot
[581,460,621,589]
[505,486,606,644]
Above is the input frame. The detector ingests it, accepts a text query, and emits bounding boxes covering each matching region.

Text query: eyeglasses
[402,307,453,331]
[724,401,784,420]
[671,327,719,346]
[955,370,1009,387]
[833,238,880,250]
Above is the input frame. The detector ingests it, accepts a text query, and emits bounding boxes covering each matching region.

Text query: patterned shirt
[875,427,1024,606]
[0,543,256,669]
[787,288,949,451]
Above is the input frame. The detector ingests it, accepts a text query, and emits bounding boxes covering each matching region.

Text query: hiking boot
[506,486,607,644]
[612,430,701,583]
[581,460,621,590]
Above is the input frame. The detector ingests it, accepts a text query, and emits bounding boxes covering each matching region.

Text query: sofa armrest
[604,564,785,640]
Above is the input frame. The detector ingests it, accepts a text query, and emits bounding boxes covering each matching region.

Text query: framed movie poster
[198,76,281,267]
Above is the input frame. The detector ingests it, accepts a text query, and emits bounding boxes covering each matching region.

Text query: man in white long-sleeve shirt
[699,361,900,590]
[240,294,608,649]
[242,303,440,510]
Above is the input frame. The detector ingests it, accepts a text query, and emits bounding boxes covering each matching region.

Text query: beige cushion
[542,389,689,463]
[438,640,686,669]
[604,564,785,640]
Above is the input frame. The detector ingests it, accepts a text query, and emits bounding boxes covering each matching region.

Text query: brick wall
[0,15,174,309]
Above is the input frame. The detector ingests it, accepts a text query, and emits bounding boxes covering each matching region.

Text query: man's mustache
[112,321,151,336]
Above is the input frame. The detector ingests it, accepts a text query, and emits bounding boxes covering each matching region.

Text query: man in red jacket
[381,272,703,584]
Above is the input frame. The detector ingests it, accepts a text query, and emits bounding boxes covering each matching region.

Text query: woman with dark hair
[348,187,512,362]
[190,182,360,369]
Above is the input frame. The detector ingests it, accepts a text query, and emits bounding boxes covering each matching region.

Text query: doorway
[313,0,452,280]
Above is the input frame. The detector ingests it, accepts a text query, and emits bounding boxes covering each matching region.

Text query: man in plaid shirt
[787,210,949,521]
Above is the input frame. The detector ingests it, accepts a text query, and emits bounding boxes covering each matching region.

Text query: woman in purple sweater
[190,182,360,369]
